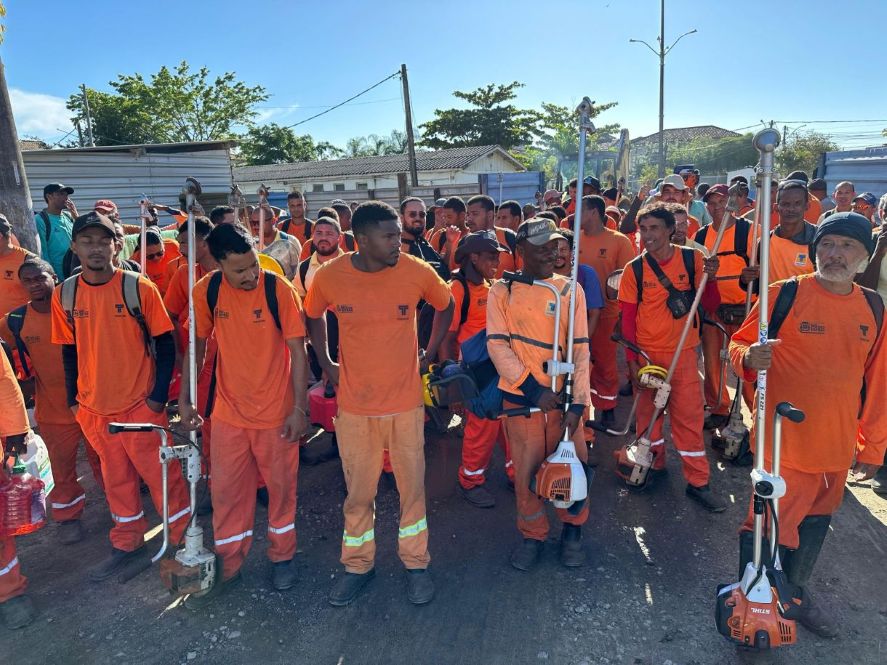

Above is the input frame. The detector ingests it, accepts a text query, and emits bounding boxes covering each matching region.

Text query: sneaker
[0,595,35,630]
[271,560,296,591]
[871,465,887,496]
[405,568,434,605]
[184,571,242,611]
[461,485,495,509]
[685,484,727,513]
[797,590,839,638]
[704,414,729,430]
[510,538,544,571]
[560,524,586,568]
[58,520,84,545]
[88,547,146,583]
[329,569,376,607]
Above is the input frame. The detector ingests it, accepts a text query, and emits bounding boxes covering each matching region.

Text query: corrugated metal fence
[821,147,887,200]
[22,148,233,224]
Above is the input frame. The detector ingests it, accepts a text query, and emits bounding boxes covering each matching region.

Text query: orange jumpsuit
[577,226,636,413]
[730,276,887,548]
[51,271,190,552]
[618,247,712,487]
[193,271,306,580]
[304,253,451,573]
[0,345,29,603]
[0,305,104,522]
[486,273,591,540]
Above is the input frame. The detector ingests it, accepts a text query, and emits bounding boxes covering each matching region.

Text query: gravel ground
[6,396,887,665]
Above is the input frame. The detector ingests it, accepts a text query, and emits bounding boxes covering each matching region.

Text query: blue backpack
[460,328,503,420]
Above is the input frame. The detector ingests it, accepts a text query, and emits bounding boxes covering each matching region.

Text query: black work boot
[780,515,836,636]
[686,484,727,512]
[597,409,616,427]
[510,538,544,571]
[58,520,84,545]
[560,524,585,568]
[796,589,839,638]
[461,484,495,509]
[88,547,146,582]
[329,569,376,607]
[0,595,35,630]
[184,570,242,611]
[405,568,434,605]
[871,464,887,496]
[271,560,296,591]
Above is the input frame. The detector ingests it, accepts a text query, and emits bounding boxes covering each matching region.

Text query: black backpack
[203,270,281,417]
[417,273,474,350]
[281,218,313,239]
[6,304,32,378]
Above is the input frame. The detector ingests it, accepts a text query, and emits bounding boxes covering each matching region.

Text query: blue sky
[4,0,886,150]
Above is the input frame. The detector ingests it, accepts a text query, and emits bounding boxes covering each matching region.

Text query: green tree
[67,61,267,145]
[344,130,409,156]
[240,123,340,165]
[419,82,541,150]
[667,133,759,176]
[777,131,838,176]
[535,101,620,184]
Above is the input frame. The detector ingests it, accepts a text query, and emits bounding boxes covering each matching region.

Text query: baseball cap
[516,218,566,246]
[853,192,877,207]
[543,189,561,203]
[602,187,618,201]
[583,176,601,190]
[72,211,116,238]
[703,183,730,202]
[94,199,118,215]
[660,174,687,191]
[44,183,74,197]
[454,230,507,264]
[809,178,828,192]
[329,199,347,207]
[433,197,447,207]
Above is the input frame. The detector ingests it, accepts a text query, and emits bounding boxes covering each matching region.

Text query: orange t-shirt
[729,275,887,473]
[164,254,186,288]
[50,271,174,415]
[278,219,311,246]
[303,253,451,416]
[577,227,636,317]
[430,227,469,272]
[164,263,213,322]
[698,221,747,305]
[618,247,706,355]
[805,197,822,224]
[0,304,73,425]
[132,239,182,295]
[0,246,36,317]
[193,270,306,429]
[449,278,489,345]
[0,340,27,437]
[766,232,814,284]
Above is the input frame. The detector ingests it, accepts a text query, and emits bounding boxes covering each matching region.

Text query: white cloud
[8,88,74,141]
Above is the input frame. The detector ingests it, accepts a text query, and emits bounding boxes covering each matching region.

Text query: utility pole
[81,84,95,147]
[0,57,37,252]
[75,119,84,147]
[401,64,419,188]
[630,0,696,178]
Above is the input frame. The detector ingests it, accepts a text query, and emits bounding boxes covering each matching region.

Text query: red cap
[94,199,118,214]
[702,184,729,202]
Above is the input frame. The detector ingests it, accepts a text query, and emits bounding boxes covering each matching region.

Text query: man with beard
[730,212,886,638]
[295,216,346,297]
[250,205,302,280]
[399,197,449,280]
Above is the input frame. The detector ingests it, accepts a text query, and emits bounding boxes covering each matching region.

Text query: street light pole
[630,0,696,178]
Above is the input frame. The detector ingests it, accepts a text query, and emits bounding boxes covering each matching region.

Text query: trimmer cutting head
[534,438,587,508]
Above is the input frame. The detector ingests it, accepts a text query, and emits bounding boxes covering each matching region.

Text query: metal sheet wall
[822,147,887,200]
[22,148,233,224]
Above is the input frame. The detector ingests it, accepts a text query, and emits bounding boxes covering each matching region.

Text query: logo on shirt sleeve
[545,300,556,317]
[794,253,808,267]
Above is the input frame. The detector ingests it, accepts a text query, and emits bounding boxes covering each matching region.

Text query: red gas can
[309,381,337,432]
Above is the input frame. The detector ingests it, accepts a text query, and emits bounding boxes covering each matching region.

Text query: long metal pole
[81,84,95,147]
[657,0,665,178]
[184,178,202,479]
[750,128,780,569]
[401,64,419,188]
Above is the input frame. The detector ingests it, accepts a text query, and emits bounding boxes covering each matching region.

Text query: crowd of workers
[0,169,884,642]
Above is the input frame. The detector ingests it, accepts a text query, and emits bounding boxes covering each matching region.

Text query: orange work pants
[740,467,845,550]
[459,412,513,489]
[39,421,103,522]
[635,349,710,487]
[336,406,429,573]
[210,420,299,579]
[76,400,190,552]
[590,314,619,412]
[701,313,753,416]
[502,403,589,541]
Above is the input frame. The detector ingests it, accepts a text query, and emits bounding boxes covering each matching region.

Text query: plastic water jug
[0,460,46,536]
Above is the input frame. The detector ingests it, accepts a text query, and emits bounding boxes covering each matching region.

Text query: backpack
[499,227,517,254]
[629,246,696,304]
[766,277,884,411]
[203,270,281,417]
[6,304,32,378]
[417,273,474,350]
[60,271,154,358]
[282,218,313,239]
[460,328,503,419]
[695,218,751,265]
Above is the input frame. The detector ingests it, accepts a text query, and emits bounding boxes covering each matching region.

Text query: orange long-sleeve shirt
[729,275,887,473]
[0,339,28,437]
[486,273,591,410]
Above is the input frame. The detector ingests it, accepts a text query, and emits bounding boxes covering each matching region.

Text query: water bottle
[0,460,46,537]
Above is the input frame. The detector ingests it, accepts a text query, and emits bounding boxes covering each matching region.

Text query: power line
[284,71,401,129]
[257,97,399,110]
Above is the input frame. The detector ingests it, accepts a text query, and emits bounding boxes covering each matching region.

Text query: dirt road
[6,407,887,664]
